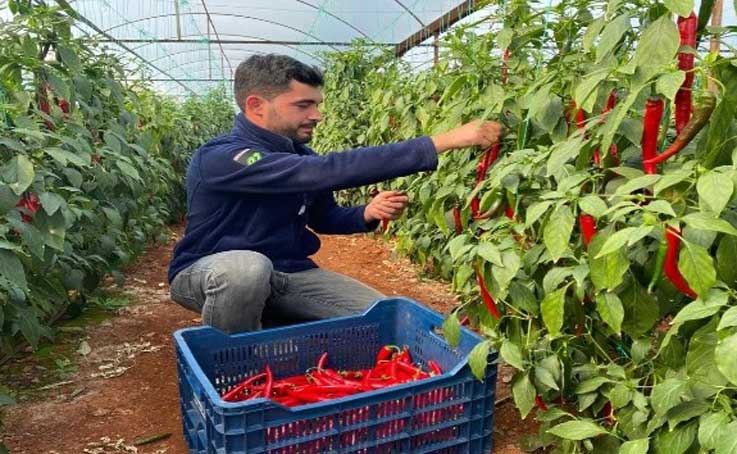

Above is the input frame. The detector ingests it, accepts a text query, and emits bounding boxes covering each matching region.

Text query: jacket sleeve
[197,136,438,194]
[306,191,379,234]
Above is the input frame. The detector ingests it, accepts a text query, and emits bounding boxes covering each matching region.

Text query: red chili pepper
[641,97,665,174]
[317,352,328,369]
[578,214,597,247]
[504,206,515,219]
[381,218,390,233]
[664,227,697,299]
[396,346,412,364]
[427,360,442,376]
[221,372,267,402]
[594,91,619,165]
[16,192,41,223]
[575,106,586,130]
[263,365,274,398]
[475,265,501,319]
[376,345,397,363]
[643,93,716,168]
[601,401,615,425]
[534,395,548,411]
[452,206,463,234]
[676,12,698,135]
[471,144,501,217]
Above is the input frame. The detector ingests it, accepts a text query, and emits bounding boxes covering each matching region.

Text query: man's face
[260,80,323,144]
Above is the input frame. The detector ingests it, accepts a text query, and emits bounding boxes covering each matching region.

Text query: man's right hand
[430,120,505,153]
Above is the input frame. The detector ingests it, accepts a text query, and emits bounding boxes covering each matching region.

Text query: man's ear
[244,95,265,116]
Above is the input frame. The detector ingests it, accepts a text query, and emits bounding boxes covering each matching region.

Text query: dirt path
[0,227,536,453]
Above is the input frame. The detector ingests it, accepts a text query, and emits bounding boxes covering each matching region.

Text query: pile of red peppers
[221,345,443,406]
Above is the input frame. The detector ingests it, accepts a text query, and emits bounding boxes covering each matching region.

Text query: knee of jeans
[207,251,273,297]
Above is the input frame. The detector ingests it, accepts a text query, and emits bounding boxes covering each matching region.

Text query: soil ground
[0,226,537,453]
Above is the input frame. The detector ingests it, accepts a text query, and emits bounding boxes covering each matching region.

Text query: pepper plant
[314,0,737,451]
[0,2,233,352]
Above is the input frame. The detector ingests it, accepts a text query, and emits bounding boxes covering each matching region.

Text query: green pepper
[517,117,530,150]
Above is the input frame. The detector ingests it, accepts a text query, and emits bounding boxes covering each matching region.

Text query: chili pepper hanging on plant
[664,226,697,299]
[578,214,597,247]
[643,92,716,169]
[594,90,619,166]
[16,192,41,223]
[641,97,665,174]
[452,206,463,233]
[675,12,698,135]
[501,48,510,85]
[648,240,668,293]
[475,264,501,319]
[470,144,500,218]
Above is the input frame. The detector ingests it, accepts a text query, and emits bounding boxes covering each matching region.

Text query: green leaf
[509,282,539,315]
[596,292,624,333]
[115,161,141,181]
[666,400,710,431]
[644,200,677,217]
[543,205,575,262]
[679,241,717,297]
[526,201,554,227]
[548,420,609,440]
[634,14,680,76]
[699,412,730,450]
[596,226,653,258]
[575,70,610,113]
[619,438,649,454]
[46,147,90,167]
[621,283,659,337]
[4,155,35,196]
[715,421,737,454]
[57,44,81,72]
[541,286,567,337]
[579,195,608,218]
[718,306,737,330]
[38,192,64,216]
[698,171,734,216]
[664,0,695,18]
[682,212,737,236]
[589,234,630,291]
[654,169,692,195]
[469,341,490,381]
[575,376,611,394]
[670,291,727,327]
[547,136,584,176]
[596,14,630,63]
[655,420,698,454]
[0,393,14,407]
[716,236,737,286]
[493,250,521,298]
[715,333,737,386]
[687,317,728,392]
[701,64,737,169]
[500,340,524,371]
[512,372,536,419]
[442,313,461,348]
[651,378,691,416]
[477,242,503,266]
[0,249,26,289]
[656,71,687,101]
[615,175,661,195]
[583,16,605,52]
[447,234,469,261]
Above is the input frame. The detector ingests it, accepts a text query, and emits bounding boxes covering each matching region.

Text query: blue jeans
[169,250,384,333]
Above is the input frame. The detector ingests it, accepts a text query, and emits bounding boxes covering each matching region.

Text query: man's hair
[233,54,323,110]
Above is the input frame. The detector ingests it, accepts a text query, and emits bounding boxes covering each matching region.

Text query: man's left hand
[364,191,409,224]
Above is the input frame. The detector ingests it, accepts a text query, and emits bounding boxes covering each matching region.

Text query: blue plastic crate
[174,297,497,454]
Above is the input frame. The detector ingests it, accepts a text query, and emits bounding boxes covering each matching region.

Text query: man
[168,54,503,333]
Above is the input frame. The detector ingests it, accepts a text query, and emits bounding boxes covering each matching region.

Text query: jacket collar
[233,112,296,153]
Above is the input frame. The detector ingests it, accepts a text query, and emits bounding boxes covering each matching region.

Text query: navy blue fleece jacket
[167,113,438,282]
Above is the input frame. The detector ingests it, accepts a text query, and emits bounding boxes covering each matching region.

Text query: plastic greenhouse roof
[60,0,482,97]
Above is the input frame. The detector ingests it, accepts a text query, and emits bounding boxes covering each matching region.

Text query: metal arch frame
[95,12,342,52]
[143,47,265,66]
[393,0,426,27]
[199,0,233,77]
[294,0,371,40]
[128,33,328,64]
[53,0,198,95]
[146,57,238,76]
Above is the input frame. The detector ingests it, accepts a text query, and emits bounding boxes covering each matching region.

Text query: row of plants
[0,1,233,352]
[314,0,737,452]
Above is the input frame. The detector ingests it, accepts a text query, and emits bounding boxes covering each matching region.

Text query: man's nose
[308,107,322,122]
